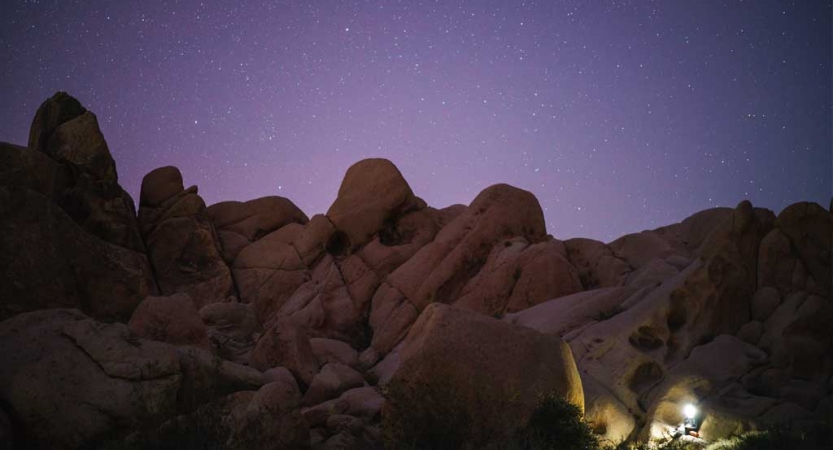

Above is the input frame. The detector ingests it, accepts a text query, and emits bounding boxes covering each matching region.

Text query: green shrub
[495,394,600,450]
[703,422,831,450]
[383,384,599,450]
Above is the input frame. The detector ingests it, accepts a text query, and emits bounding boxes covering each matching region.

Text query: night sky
[1,1,830,241]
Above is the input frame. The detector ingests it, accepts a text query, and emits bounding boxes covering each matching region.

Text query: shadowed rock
[138,166,234,308]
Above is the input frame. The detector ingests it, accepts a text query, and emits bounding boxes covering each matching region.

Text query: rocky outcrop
[509,201,831,443]
[138,166,234,308]
[367,183,550,359]
[24,92,145,253]
[326,158,422,251]
[383,303,583,447]
[128,293,211,350]
[0,309,264,450]
[0,93,154,321]
[0,186,155,321]
[251,318,319,387]
[199,301,261,364]
[1,92,830,449]
[207,196,309,263]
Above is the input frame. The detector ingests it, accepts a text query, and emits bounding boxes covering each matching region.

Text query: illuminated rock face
[0,92,830,448]
[508,200,832,443]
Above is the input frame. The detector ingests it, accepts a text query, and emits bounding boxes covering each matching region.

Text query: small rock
[302,363,365,407]
[128,293,210,349]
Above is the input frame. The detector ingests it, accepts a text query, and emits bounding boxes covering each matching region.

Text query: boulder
[775,202,831,296]
[383,304,583,447]
[232,222,309,323]
[138,167,234,308]
[369,184,548,357]
[310,338,359,368]
[668,201,775,359]
[174,345,265,412]
[252,378,303,413]
[563,238,630,289]
[505,286,642,338]
[0,186,155,322]
[28,91,87,155]
[504,240,583,312]
[263,366,300,390]
[278,254,374,346]
[609,230,678,270]
[355,207,440,279]
[641,335,770,441]
[335,387,385,419]
[737,321,764,345]
[207,196,308,262]
[251,318,319,387]
[326,158,421,251]
[45,111,117,182]
[453,238,583,316]
[302,363,366,406]
[653,207,734,253]
[581,373,636,444]
[0,309,181,449]
[128,293,210,349]
[0,141,69,203]
[624,258,679,289]
[139,165,183,207]
[200,301,260,364]
[23,93,147,252]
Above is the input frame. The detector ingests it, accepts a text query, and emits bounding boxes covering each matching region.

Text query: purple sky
[2,1,830,241]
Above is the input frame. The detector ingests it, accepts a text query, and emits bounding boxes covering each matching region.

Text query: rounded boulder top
[326,158,419,251]
[140,166,185,207]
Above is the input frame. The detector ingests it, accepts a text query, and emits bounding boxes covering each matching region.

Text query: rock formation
[0,92,830,449]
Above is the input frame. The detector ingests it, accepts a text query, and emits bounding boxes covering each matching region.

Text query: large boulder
[207,196,309,263]
[251,318,319,387]
[0,308,267,449]
[138,166,234,308]
[608,230,679,270]
[326,158,421,251]
[667,201,775,359]
[200,301,261,364]
[0,309,181,449]
[652,207,734,254]
[369,184,548,357]
[563,238,630,289]
[0,186,155,322]
[232,217,326,326]
[383,303,583,447]
[453,238,583,316]
[128,293,210,350]
[310,338,359,368]
[640,335,770,442]
[773,202,831,296]
[24,93,145,252]
[277,254,376,346]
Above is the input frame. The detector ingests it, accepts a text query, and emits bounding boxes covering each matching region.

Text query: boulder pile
[0,93,830,449]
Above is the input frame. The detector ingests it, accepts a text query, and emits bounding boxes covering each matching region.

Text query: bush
[383,384,599,450]
[494,394,600,450]
[703,422,831,450]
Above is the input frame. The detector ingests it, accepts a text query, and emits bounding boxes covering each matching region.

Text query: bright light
[683,404,697,419]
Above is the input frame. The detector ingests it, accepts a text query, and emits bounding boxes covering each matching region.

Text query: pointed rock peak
[326,158,420,251]
[140,166,184,207]
[28,91,87,153]
[28,92,118,182]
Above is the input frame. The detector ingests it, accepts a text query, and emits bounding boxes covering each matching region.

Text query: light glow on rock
[683,403,697,419]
